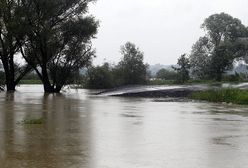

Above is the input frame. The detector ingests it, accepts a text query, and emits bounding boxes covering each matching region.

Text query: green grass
[19,80,43,84]
[19,118,45,125]
[148,79,248,86]
[148,79,176,85]
[190,89,248,105]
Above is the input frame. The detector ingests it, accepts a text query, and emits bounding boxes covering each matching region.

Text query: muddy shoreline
[96,85,209,98]
[110,88,198,98]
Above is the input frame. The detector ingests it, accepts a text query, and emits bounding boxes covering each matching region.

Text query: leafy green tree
[190,13,248,81]
[202,12,247,46]
[156,68,177,80]
[0,0,31,91]
[20,0,98,93]
[116,42,148,85]
[173,54,190,84]
[209,43,236,81]
[189,37,213,79]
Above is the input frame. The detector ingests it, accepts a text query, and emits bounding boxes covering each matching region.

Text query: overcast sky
[89,0,248,65]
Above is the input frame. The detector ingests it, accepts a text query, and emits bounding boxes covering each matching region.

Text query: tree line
[87,12,248,89]
[1,7,248,92]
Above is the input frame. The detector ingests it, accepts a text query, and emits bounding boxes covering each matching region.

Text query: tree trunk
[55,85,62,93]
[41,65,63,93]
[6,81,16,91]
[2,58,16,91]
[42,72,54,93]
[216,70,222,82]
[8,55,16,91]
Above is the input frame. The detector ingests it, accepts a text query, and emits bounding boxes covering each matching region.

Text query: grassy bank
[148,79,175,85]
[19,80,43,84]
[190,89,248,105]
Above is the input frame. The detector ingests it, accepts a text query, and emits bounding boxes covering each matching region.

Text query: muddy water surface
[0,85,248,168]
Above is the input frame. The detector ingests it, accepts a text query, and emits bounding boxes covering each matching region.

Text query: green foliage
[19,118,44,125]
[189,37,212,79]
[191,89,248,105]
[173,54,190,84]
[19,80,42,85]
[190,12,248,81]
[148,79,175,85]
[85,42,149,89]
[19,0,98,93]
[22,73,39,80]
[86,63,114,89]
[116,42,148,85]
[202,13,247,45]
[0,0,32,91]
[222,73,247,82]
[156,69,177,80]
[208,44,235,81]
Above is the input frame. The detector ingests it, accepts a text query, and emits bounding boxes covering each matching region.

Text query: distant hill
[148,64,175,76]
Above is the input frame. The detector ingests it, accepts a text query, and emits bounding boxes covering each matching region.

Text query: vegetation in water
[190,89,248,105]
[19,118,45,125]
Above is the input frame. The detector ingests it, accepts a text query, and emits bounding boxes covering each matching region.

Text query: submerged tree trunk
[1,53,32,91]
[41,66,55,93]
[2,56,16,91]
[38,65,63,93]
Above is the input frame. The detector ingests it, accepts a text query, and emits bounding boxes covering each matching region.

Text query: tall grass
[19,118,44,125]
[20,80,43,84]
[190,89,248,105]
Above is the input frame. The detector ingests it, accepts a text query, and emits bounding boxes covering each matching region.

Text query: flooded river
[0,85,248,168]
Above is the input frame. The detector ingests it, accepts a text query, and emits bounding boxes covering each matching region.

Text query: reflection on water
[0,85,248,168]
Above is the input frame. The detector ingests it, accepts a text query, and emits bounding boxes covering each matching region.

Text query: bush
[156,69,177,80]
[85,63,114,89]
[222,73,247,82]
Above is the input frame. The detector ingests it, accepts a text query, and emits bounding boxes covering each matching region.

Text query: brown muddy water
[0,85,248,168]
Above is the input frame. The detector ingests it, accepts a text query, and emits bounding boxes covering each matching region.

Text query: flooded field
[0,85,248,168]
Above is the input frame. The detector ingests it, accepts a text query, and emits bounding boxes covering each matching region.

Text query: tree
[0,0,31,91]
[190,13,248,81]
[208,44,235,81]
[116,42,148,85]
[202,13,247,46]
[156,68,177,80]
[20,0,98,93]
[189,37,213,79]
[173,54,190,84]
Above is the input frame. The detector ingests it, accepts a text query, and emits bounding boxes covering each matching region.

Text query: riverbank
[97,85,210,97]
[20,80,43,84]
[97,84,248,105]
[190,89,248,105]
[111,87,199,98]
